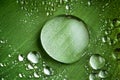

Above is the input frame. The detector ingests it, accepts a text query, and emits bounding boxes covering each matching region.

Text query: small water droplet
[0,40,6,44]
[65,4,70,10]
[117,33,120,41]
[46,12,50,16]
[64,0,68,3]
[19,73,23,78]
[102,36,107,43]
[113,48,120,60]
[20,1,24,5]
[98,70,108,78]
[34,72,39,78]
[89,73,99,80]
[43,66,53,76]
[104,30,111,35]
[27,64,34,70]
[18,54,24,61]
[27,51,40,64]
[8,54,11,57]
[1,78,4,80]
[87,0,91,6]
[112,18,120,27]
[89,54,105,70]
[16,0,19,3]
[0,63,4,67]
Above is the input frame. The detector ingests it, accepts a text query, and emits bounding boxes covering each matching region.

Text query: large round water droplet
[27,51,40,64]
[89,54,105,70]
[41,15,89,63]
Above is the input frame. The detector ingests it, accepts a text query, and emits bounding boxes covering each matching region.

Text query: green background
[0,0,120,80]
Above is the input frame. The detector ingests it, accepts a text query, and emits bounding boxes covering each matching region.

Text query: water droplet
[112,18,120,27]
[34,72,39,78]
[113,48,120,60]
[87,0,91,6]
[16,0,19,3]
[27,51,40,64]
[65,4,70,10]
[0,40,6,44]
[0,63,4,67]
[98,70,108,78]
[19,73,23,78]
[43,66,53,76]
[89,73,99,80]
[20,1,24,5]
[117,33,120,41]
[1,78,4,80]
[8,54,11,57]
[64,0,68,3]
[18,54,24,61]
[102,36,107,43]
[104,30,111,35]
[27,64,34,70]
[41,15,89,63]
[46,12,50,16]
[89,54,105,70]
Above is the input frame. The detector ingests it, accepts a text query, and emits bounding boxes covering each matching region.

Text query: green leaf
[0,0,120,80]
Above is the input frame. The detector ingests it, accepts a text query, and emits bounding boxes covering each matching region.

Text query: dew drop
[64,0,68,3]
[117,33,120,41]
[27,64,34,70]
[98,70,108,78]
[89,73,99,80]
[34,72,39,78]
[1,78,4,80]
[113,48,120,60]
[19,73,23,78]
[20,1,24,5]
[43,66,53,76]
[0,63,4,67]
[27,51,40,64]
[46,12,50,16]
[112,18,120,27]
[101,36,107,43]
[65,4,70,10]
[8,54,11,57]
[18,54,24,61]
[87,0,91,6]
[16,0,19,4]
[0,40,6,44]
[89,54,105,70]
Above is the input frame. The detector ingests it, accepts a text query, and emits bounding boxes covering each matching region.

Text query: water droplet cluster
[101,18,120,61]
[16,0,79,17]
[88,54,108,80]
[17,51,67,79]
